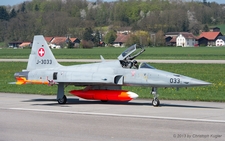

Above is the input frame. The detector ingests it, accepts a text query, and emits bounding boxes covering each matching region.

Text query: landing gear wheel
[58,95,67,104]
[152,98,160,107]
[151,87,160,107]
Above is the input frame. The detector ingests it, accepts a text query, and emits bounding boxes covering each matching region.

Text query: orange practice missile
[69,89,138,101]
[15,77,49,85]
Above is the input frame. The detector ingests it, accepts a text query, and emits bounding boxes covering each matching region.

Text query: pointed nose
[127,91,139,99]
[189,79,212,86]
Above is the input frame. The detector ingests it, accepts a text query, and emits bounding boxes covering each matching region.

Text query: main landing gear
[57,83,67,104]
[58,95,67,104]
[151,87,160,107]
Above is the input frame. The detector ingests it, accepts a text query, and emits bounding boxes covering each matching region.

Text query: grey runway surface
[0,93,224,141]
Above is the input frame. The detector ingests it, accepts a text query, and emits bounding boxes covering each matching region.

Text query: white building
[216,36,225,46]
[176,32,197,47]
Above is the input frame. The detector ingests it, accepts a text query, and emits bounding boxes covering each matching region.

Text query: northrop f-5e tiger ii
[11,35,211,106]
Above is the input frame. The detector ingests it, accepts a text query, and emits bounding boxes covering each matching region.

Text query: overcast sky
[0,0,224,6]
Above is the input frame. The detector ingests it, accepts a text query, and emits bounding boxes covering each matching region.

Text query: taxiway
[0,93,224,141]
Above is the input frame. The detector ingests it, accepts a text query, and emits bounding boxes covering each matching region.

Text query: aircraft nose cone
[189,79,211,86]
[127,91,139,99]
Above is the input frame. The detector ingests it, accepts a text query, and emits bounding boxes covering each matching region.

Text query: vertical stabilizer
[26,35,61,70]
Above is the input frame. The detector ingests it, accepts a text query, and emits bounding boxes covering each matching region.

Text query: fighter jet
[12,35,211,106]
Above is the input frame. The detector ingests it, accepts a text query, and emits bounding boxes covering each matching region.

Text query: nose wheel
[151,87,160,107]
[152,98,160,107]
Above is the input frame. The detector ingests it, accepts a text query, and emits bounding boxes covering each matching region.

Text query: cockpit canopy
[117,44,136,60]
[118,44,150,69]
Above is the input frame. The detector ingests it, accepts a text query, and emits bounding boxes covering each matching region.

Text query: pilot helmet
[133,60,137,64]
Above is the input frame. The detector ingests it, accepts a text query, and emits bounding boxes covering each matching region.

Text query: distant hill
[0,0,225,43]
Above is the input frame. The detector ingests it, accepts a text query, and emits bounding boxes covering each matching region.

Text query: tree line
[0,0,224,47]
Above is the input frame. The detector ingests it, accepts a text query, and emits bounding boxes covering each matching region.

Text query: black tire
[58,95,67,104]
[152,98,160,107]
[101,100,108,102]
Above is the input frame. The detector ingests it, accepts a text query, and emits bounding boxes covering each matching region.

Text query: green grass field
[1,62,224,102]
[216,24,225,34]
[1,47,225,60]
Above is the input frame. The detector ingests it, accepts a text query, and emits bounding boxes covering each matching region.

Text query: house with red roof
[44,37,54,43]
[19,42,31,48]
[113,33,130,47]
[49,37,68,49]
[198,32,223,46]
[69,38,81,48]
[49,37,81,48]
[51,37,68,45]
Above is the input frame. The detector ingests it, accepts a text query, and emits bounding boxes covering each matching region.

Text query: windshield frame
[139,62,156,69]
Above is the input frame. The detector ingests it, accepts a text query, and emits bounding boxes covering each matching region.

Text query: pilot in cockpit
[119,44,144,69]
[132,60,138,69]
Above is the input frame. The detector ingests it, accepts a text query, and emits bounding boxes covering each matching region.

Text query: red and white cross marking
[38,47,45,57]
[131,70,136,76]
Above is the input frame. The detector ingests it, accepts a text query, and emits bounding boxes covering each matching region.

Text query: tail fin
[26,35,61,70]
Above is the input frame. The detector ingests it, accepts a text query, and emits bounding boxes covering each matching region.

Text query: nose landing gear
[151,87,160,107]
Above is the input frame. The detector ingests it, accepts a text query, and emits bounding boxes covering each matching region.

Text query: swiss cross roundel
[38,48,45,57]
